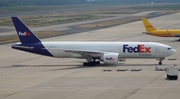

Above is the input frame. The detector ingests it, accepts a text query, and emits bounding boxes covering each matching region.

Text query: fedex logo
[19,31,30,36]
[106,57,114,60]
[123,44,151,53]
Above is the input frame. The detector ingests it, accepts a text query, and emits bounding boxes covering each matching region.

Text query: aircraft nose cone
[169,49,176,56]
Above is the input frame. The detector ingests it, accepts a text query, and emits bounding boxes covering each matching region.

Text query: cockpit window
[167,48,172,50]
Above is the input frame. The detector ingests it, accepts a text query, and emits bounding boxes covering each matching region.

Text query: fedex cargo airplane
[142,18,180,41]
[11,17,176,66]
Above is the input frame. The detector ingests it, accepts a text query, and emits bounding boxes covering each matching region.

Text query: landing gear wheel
[96,61,100,65]
[83,62,88,66]
[87,62,91,66]
[158,61,162,65]
[91,62,95,66]
[83,60,100,66]
[167,74,169,79]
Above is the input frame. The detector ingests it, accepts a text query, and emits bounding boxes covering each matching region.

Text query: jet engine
[101,53,119,65]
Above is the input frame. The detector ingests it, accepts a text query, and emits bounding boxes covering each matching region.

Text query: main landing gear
[83,61,100,66]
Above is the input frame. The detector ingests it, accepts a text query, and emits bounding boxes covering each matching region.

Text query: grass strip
[77,17,146,28]
[0,31,65,44]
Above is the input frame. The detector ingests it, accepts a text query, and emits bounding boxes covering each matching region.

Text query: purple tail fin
[11,17,41,44]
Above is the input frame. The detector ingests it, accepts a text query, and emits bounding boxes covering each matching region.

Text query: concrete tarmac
[0,12,180,99]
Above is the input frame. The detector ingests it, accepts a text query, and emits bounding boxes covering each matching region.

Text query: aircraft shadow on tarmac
[9,64,151,71]
[4,62,172,68]
[8,63,168,68]
[0,63,171,72]
[10,64,162,71]
[11,64,155,67]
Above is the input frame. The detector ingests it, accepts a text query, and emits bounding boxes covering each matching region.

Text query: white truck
[166,66,179,80]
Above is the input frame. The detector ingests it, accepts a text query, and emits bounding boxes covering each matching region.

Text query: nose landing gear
[158,58,165,65]
[158,61,162,65]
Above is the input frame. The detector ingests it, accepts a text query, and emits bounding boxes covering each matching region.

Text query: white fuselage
[42,42,175,59]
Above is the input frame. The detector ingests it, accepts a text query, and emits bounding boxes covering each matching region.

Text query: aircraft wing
[44,48,109,57]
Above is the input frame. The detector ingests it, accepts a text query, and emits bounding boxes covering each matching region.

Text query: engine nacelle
[101,53,119,65]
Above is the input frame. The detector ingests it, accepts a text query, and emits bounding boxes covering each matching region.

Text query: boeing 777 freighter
[11,17,176,66]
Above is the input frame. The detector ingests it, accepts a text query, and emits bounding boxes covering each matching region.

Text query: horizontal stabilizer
[12,45,34,50]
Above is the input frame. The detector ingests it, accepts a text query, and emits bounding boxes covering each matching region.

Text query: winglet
[11,17,41,44]
[142,18,157,32]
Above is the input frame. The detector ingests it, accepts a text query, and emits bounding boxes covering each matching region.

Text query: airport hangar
[0,12,180,99]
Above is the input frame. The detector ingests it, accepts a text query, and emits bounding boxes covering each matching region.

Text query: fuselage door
[155,46,159,53]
